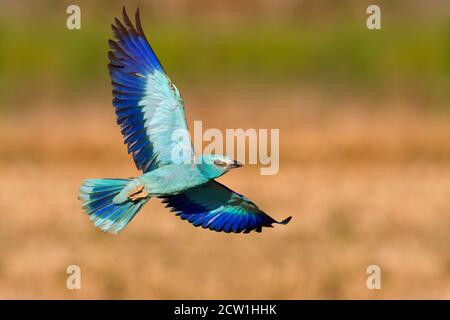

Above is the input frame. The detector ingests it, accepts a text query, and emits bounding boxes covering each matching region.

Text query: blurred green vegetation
[0,16,449,110]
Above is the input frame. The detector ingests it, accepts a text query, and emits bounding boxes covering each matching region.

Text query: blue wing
[160,181,292,233]
[109,7,194,172]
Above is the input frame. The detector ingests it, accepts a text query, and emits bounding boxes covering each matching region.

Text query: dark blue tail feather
[79,178,149,234]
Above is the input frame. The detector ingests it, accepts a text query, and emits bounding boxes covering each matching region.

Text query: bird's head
[196,154,242,179]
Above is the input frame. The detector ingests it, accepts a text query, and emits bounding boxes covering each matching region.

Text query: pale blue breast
[138,164,209,195]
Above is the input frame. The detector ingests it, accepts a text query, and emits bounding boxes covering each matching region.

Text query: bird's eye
[213,159,227,167]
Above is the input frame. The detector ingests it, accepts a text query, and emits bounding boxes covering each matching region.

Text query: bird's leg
[128,185,149,201]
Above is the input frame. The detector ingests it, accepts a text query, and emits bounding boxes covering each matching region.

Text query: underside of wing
[160,181,292,233]
[108,7,194,173]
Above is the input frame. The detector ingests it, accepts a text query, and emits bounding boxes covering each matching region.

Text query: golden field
[0,89,449,299]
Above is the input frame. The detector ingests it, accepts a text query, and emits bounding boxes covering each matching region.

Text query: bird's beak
[228,160,243,169]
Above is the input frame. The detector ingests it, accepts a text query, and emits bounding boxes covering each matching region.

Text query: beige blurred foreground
[0,90,449,299]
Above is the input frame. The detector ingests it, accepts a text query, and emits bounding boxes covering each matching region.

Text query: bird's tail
[79,178,149,234]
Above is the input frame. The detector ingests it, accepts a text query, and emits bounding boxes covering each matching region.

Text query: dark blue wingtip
[279,216,292,225]
[246,215,292,233]
[121,5,140,19]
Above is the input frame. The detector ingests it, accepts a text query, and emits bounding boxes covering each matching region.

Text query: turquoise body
[112,156,226,203]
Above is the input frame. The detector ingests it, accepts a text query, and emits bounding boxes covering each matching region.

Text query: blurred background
[0,0,449,298]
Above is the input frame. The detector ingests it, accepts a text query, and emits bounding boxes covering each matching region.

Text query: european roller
[79,7,292,234]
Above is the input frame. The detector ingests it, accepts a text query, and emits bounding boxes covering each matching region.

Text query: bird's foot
[128,185,149,201]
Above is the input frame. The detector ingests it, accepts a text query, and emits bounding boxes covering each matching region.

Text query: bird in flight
[79,7,292,234]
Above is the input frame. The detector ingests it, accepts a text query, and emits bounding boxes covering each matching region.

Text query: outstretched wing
[108,7,194,173]
[160,181,292,233]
